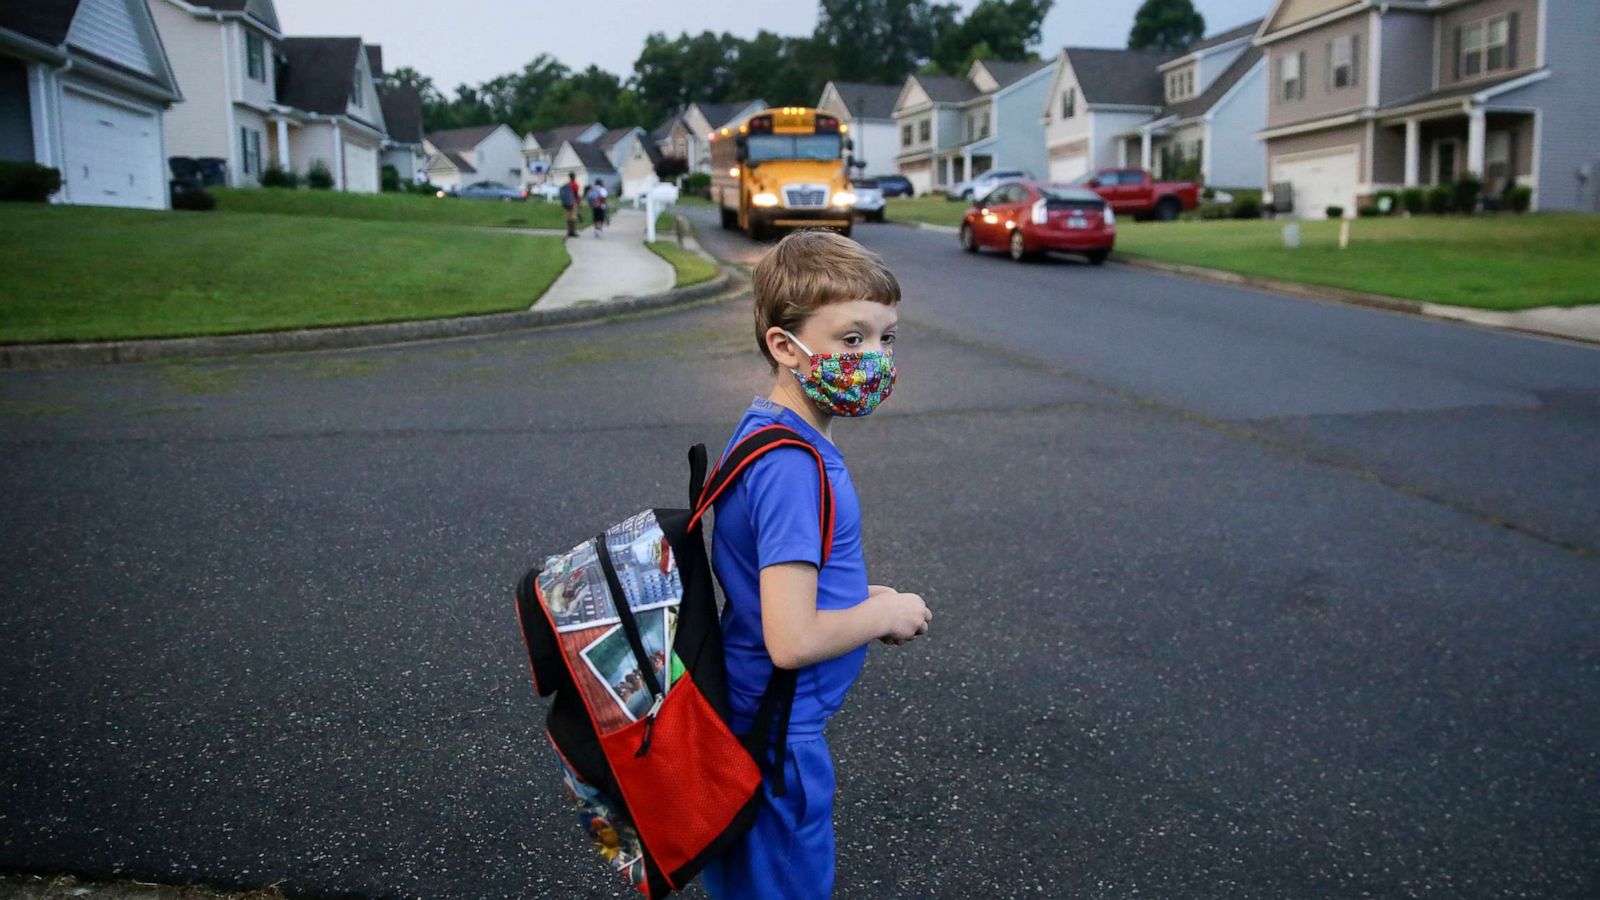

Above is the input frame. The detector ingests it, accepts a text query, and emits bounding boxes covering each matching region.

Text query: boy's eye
[883,333,896,346]
[842,334,863,347]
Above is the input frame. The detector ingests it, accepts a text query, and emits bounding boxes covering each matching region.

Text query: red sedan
[958,181,1115,264]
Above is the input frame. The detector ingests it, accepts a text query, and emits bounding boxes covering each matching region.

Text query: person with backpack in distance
[700,230,933,900]
[587,179,608,237]
[560,172,581,237]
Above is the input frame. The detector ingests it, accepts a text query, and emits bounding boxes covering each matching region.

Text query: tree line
[390,0,1206,137]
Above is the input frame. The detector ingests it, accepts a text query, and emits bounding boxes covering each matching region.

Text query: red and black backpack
[513,425,836,898]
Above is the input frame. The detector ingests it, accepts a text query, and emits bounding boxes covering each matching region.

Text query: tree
[1128,0,1205,51]
[928,0,1053,75]
[814,0,955,84]
[633,31,741,123]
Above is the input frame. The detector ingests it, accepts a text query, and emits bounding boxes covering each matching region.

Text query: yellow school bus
[708,106,855,241]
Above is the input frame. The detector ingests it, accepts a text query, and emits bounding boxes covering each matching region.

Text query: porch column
[332,124,345,191]
[1466,107,1486,177]
[1140,129,1152,170]
[961,147,971,183]
[1403,117,1420,187]
[275,118,290,169]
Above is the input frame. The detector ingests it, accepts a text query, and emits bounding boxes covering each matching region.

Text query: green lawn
[213,187,569,229]
[646,240,718,288]
[886,195,968,227]
[1115,214,1600,310]
[0,204,569,343]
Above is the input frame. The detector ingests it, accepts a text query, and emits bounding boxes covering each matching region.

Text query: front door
[1435,140,1459,184]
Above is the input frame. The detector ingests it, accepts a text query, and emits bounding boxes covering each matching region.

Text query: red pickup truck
[1073,168,1200,221]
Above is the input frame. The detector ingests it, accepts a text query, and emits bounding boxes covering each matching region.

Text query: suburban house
[593,125,663,197]
[1,0,183,210]
[1256,0,1600,216]
[892,59,1053,196]
[1106,20,1268,189]
[816,80,901,177]
[547,140,618,194]
[679,99,766,172]
[521,121,603,190]
[650,115,682,165]
[272,37,386,192]
[377,82,424,185]
[423,122,521,191]
[1040,46,1182,183]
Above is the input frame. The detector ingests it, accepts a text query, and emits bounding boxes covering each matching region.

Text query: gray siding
[1497,0,1600,211]
[993,72,1050,177]
[1378,10,1435,105]
[1206,59,1267,189]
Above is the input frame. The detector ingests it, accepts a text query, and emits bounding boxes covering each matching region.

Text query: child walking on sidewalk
[700,230,933,900]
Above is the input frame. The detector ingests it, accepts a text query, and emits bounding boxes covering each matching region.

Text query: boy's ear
[766,327,803,369]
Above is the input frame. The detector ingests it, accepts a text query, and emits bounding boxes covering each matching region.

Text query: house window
[902,123,912,146]
[1459,15,1513,78]
[965,114,974,142]
[1330,35,1360,89]
[980,111,989,138]
[350,68,363,107]
[918,119,930,142]
[246,31,265,82]
[1061,87,1076,119]
[1280,51,1303,101]
[240,126,261,175]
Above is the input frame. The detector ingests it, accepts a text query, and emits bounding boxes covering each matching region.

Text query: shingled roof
[915,74,980,103]
[1166,45,1263,121]
[1062,47,1180,107]
[826,81,901,119]
[1187,18,1263,53]
[568,141,616,174]
[425,124,503,152]
[532,123,602,150]
[378,84,422,144]
[279,37,379,126]
[979,59,1053,90]
[0,0,79,45]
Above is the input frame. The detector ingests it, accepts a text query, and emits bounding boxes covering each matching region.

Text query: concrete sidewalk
[535,207,675,310]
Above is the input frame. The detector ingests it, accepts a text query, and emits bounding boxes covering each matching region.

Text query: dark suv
[872,174,914,197]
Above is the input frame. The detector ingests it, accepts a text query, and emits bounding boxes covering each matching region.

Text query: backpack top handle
[686,424,836,567]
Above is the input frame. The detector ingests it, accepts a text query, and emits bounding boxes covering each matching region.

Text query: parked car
[851,178,886,222]
[872,174,914,197]
[450,180,526,201]
[947,168,1032,202]
[958,180,1115,264]
[1069,168,1199,221]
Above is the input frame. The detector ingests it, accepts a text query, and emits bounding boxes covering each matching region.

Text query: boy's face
[769,299,899,369]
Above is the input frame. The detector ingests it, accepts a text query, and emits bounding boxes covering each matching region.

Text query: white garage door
[61,89,162,209]
[343,139,378,193]
[1273,148,1359,219]
[1048,153,1088,184]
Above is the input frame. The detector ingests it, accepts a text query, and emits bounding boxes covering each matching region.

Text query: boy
[701,231,932,899]
[559,173,581,237]
[586,180,608,237]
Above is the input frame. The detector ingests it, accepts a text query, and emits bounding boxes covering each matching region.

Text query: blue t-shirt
[711,397,869,740]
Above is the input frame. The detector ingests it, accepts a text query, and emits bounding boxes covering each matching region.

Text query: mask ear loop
[781,329,817,379]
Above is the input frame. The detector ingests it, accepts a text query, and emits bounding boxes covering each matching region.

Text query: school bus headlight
[752,192,780,207]
[831,190,857,207]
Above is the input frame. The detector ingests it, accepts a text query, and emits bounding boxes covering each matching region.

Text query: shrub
[681,172,711,198]
[381,165,401,193]
[1505,184,1533,213]
[0,161,63,202]
[307,160,334,190]
[1197,203,1232,220]
[1201,186,1216,201]
[1452,173,1482,214]
[172,185,216,211]
[1372,189,1400,215]
[1324,205,1345,219]
[1426,185,1453,214]
[1401,187,1426,215]
[1230,197,1261,219]
[259,163,299,188]
[1356,205,1382,218]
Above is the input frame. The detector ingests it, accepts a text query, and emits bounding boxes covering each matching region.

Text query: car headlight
[1103,206,1115,226]
[1031,198,1048,225]
[752,191,779,207]
[831,190,857,207]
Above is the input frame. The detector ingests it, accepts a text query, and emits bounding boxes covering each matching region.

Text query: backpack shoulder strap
[686,424,836,566]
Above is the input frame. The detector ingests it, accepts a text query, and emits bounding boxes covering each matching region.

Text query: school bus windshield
[746,134,842,162]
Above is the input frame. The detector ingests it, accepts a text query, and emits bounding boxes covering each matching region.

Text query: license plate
[1067,215,1088,229]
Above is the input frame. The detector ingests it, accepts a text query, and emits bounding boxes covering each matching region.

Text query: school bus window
[746,134,842,162]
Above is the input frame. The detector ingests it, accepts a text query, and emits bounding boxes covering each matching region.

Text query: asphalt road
[1,210,1597,899]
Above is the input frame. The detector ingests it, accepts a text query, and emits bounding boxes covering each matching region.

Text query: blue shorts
[700,736,836,900]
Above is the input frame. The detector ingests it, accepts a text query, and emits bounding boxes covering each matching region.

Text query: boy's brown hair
[751,230,901,370]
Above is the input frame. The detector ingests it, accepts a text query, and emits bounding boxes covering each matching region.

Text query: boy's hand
[875,590,931,645]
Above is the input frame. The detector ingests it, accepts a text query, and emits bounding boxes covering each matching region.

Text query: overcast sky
[274,0,1269,93]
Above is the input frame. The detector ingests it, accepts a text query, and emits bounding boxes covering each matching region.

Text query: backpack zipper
[635,692,666,758]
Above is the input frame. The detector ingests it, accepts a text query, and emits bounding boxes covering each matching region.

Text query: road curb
[0,271,737,371]
[1112,254,1600,346]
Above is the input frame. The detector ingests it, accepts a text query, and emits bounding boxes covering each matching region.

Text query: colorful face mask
[782,330,897,418]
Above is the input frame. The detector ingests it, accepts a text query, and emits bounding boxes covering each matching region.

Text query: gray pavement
[1,212,1597,898]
